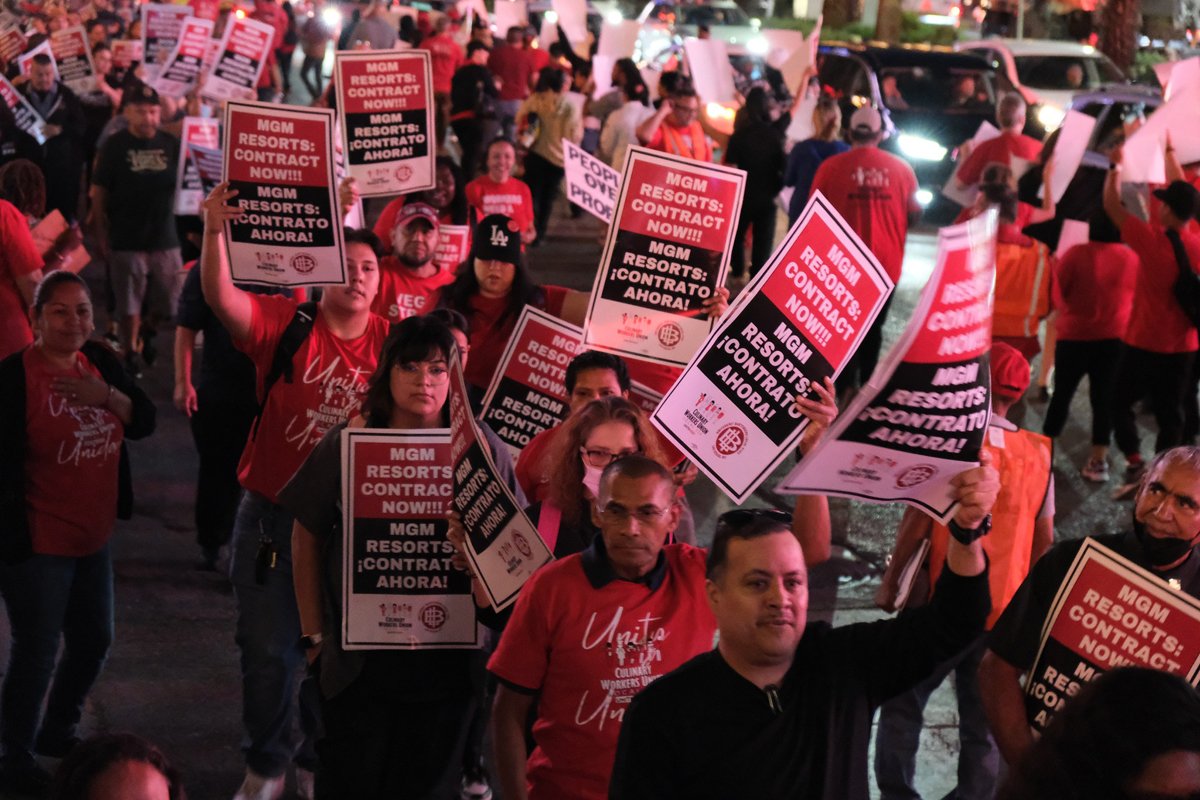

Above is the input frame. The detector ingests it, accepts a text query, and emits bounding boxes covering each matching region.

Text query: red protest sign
[1025,538,1200,732]
[153,16,213,97]
[50,26,96,94]
[222,100,345,286]
[434,224,469,272]
[582,145,745,367]
[334,50,436,197]
[141,3,193,81]
[201,14,272,102]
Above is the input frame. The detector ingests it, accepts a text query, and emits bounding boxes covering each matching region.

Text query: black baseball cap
[473,214,522,263]
[1153,180,1200,222]
[123,82,160,107]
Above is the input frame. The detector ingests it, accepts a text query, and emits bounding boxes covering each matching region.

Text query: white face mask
[582,464,604,499]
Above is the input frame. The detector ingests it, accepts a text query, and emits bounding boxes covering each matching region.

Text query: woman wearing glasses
[282,315,521,796]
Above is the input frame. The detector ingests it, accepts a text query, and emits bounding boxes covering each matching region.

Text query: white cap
[850,106,882,134]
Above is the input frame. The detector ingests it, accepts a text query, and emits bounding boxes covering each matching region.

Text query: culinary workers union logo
[714,424,747,457]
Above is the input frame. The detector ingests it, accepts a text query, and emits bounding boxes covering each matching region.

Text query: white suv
[956,38,1126,132]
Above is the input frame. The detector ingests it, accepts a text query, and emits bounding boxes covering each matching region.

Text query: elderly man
[370,202,455,323]
[610,459,998,799]
[979,445,1200,767]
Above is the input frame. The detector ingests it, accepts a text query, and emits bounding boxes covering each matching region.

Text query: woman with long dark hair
[724,86,787,281]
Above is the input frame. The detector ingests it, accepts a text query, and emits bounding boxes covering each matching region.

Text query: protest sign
[222,100,345,286]
[16,40,55,77]
[493,0,528,37]
[190,0,220,22]
[1156,56,1200,102]
[50,26,96,94]
[564,139,620,223]
[110,39,142,71]
[201,14,273,102]
[591,54,614,99]
[31,211,89,273]
[142,3,193,82]
[1055,218,1088,260]
[683,38,737,105]
[777,15,820,94]
[582,146,746,367]
[777,211,998,521]
[650,192,894,503]
[334,50,436,198]
[1024,538,1200,732]
[1044,109,1095,204]
[153,16,213,97]
[480,308,583,458]
[434,224,470,272]
[784,86,818,143]
[0,26,24,65]
[174,115,220,215]
[339,428,481,649]
[553,0,589,50]
[0,74,46,143]
[942,121,1000,207]
[597,20,639,59]
[449,348,553,611]
[1124,81,1200,182]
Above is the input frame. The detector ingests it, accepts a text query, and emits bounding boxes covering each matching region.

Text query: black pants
[1111,344,1196,457]
[276,47,295,93]
[731,205,777,278]
[845,296,894,389]
[522,151,564,242]
[315,656,474,799]
[300,54,324,99]
[451,118,485,181]
[189,391,257,554]
[1043,338,1122,445]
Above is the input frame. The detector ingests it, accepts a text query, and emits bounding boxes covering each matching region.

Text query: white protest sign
[141,3,194,82]
[222,100,346,286]
[778,210,999,522]
[493,0,528,36]
[1045,109,1095,204]
[597,20,639,58]
[763,28,805,70]
[777,16,820,94]
[201,14,274,102]
[552,0,589,48]
[683,37,737,105]
[582,146,746,367]
[49,26,96,94]
[448,348,553,611]
[0,74,46,144]
[340,429,482,650]
[942,120,1000,207]
[1156,56,1200,102]
[563,138,620,223]
[174,115,220,215]
[152,16,214,97]
[651,192,894,503]
[784,86,818,143]
[1055,218,1089,259]
[591,54,614,99]
[16,40,55,78]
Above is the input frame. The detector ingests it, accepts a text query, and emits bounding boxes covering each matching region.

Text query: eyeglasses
[597,503,671,526]
[717,508,794,529]
[580,447,639,468]
[392,362,449,384]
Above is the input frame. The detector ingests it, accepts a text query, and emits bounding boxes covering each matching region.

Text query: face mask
[1134,517,1200,568]
[582,464,604,500]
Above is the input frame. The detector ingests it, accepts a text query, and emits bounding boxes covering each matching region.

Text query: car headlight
[604,8,623,24]
[747,36,769,55]
[897,133,948,162]
[320,6,341,28]
[1036,103,1066,131]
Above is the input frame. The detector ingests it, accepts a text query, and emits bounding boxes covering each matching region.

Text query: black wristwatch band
[948,514,991,545]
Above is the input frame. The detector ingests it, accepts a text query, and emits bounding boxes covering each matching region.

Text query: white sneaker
[295,767,315,800]
[233,769,285,800]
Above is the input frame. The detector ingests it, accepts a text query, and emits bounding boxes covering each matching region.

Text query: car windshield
[878,66,996,112]
[1014,54,1125,90]
[679,4,751,25]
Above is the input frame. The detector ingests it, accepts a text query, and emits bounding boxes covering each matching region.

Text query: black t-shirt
[610,567,992,800]
[724,120,786,215]
[92,128,180,251]
[988,532,1200,670]
[450,63,497,116]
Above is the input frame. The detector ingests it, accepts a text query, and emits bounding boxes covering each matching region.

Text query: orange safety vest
[659,119,712,163]
[993,238,1053,339]
[928,425,1052,628]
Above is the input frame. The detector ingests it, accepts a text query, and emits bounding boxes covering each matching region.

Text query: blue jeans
[230,491,320,777]
[0,545,114,762]
[874,634,998,800]
[497,99,522,142]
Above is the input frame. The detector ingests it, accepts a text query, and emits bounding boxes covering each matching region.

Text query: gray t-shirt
[347,16,398,50]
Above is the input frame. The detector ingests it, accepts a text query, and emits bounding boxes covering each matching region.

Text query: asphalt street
[0,205,1151,800]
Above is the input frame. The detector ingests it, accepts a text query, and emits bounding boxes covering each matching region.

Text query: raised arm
[637,100,672,145]
[199,182,254,342]
[792,376,837,565]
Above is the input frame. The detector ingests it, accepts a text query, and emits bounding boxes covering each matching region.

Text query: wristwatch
[948,514,991,545]
[299,632,324,650]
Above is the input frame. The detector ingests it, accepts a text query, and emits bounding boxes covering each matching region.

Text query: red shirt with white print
[24,347,124,556]
[372,260,456,323]
[235,295,390,502]
[488,542,716,800]
[464,175,534,234]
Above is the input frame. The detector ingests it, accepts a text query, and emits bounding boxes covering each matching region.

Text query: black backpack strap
[250,301,318,439]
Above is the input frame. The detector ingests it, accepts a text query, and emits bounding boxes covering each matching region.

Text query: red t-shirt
[1121,217,1200,353]
[458,287,568,391]
[488,544,716,800]
[525,45,550,76]
[957,131,1043,187]
[488,43,532,102]
[0,201,44,360]
[234,296,390,502]
[422,33,464,94]
[515,423,559,502]
[464,176,534,234]
[372,261,455,323]
[1053,241,1138,341]
[252,4,288,89]
[810,146,918,284]
[24,347,123,556]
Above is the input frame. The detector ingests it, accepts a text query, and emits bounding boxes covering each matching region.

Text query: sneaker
[0,755,52,797]
[1081,459,1110,483]
[295,767,315,800]
[460,769,493,800]
[232,769,285,800]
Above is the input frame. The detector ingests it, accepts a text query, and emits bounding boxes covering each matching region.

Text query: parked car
[955,38,1126,134]
[636,1,769,61]
[816,42,1004,221]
